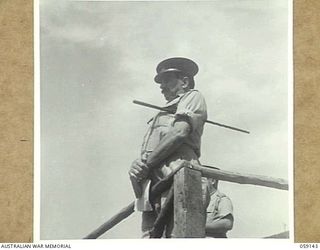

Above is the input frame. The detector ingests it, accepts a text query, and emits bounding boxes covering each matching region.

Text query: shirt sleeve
[175,90,207,132]
[206,195,233,223]
[217,197,233,218]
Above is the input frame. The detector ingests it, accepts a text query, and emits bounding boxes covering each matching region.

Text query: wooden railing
[84,160,288,239]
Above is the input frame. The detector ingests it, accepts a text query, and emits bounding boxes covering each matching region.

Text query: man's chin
[164,96,174,102]
[162,94,171,101]
[162,94,176,102]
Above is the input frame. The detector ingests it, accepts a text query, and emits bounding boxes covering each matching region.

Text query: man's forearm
[205,217,233,234]
[146,121,190,169]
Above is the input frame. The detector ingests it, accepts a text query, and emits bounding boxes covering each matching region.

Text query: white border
[287,0,295,242]
[33,0,295,246]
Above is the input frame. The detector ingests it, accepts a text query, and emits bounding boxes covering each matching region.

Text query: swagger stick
[133,100,250,134]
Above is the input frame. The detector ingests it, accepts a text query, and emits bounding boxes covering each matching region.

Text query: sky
[39,0,290,239]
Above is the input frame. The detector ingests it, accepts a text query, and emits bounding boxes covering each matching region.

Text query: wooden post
[173,165,205,238]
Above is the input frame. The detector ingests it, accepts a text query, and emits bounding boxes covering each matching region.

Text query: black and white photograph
[38,0,292,241]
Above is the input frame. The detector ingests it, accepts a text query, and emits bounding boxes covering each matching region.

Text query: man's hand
[128,159,149,182]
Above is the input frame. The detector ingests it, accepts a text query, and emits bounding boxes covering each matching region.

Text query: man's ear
[182,77,190,89]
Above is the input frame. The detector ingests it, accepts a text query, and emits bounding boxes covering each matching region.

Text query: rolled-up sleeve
[218,197,233,218]
[175,90,207,133]
[206,196,233,223]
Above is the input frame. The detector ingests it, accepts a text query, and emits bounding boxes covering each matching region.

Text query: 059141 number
[300,244,319,248]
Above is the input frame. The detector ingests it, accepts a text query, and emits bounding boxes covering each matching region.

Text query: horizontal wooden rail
[190,163,288,190]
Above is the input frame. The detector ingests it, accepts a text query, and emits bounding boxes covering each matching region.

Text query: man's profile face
[160,73,185,101]
[208,178,218,193]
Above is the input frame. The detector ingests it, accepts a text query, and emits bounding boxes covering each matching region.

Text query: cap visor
[154,69,182,83]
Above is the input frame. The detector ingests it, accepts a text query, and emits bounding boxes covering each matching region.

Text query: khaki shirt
[141,89,207,159]
[135,90,208,211]
[206,190,234,238]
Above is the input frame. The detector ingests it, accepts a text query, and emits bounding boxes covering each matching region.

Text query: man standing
[206,177,234,238]
[128,57,209,238]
